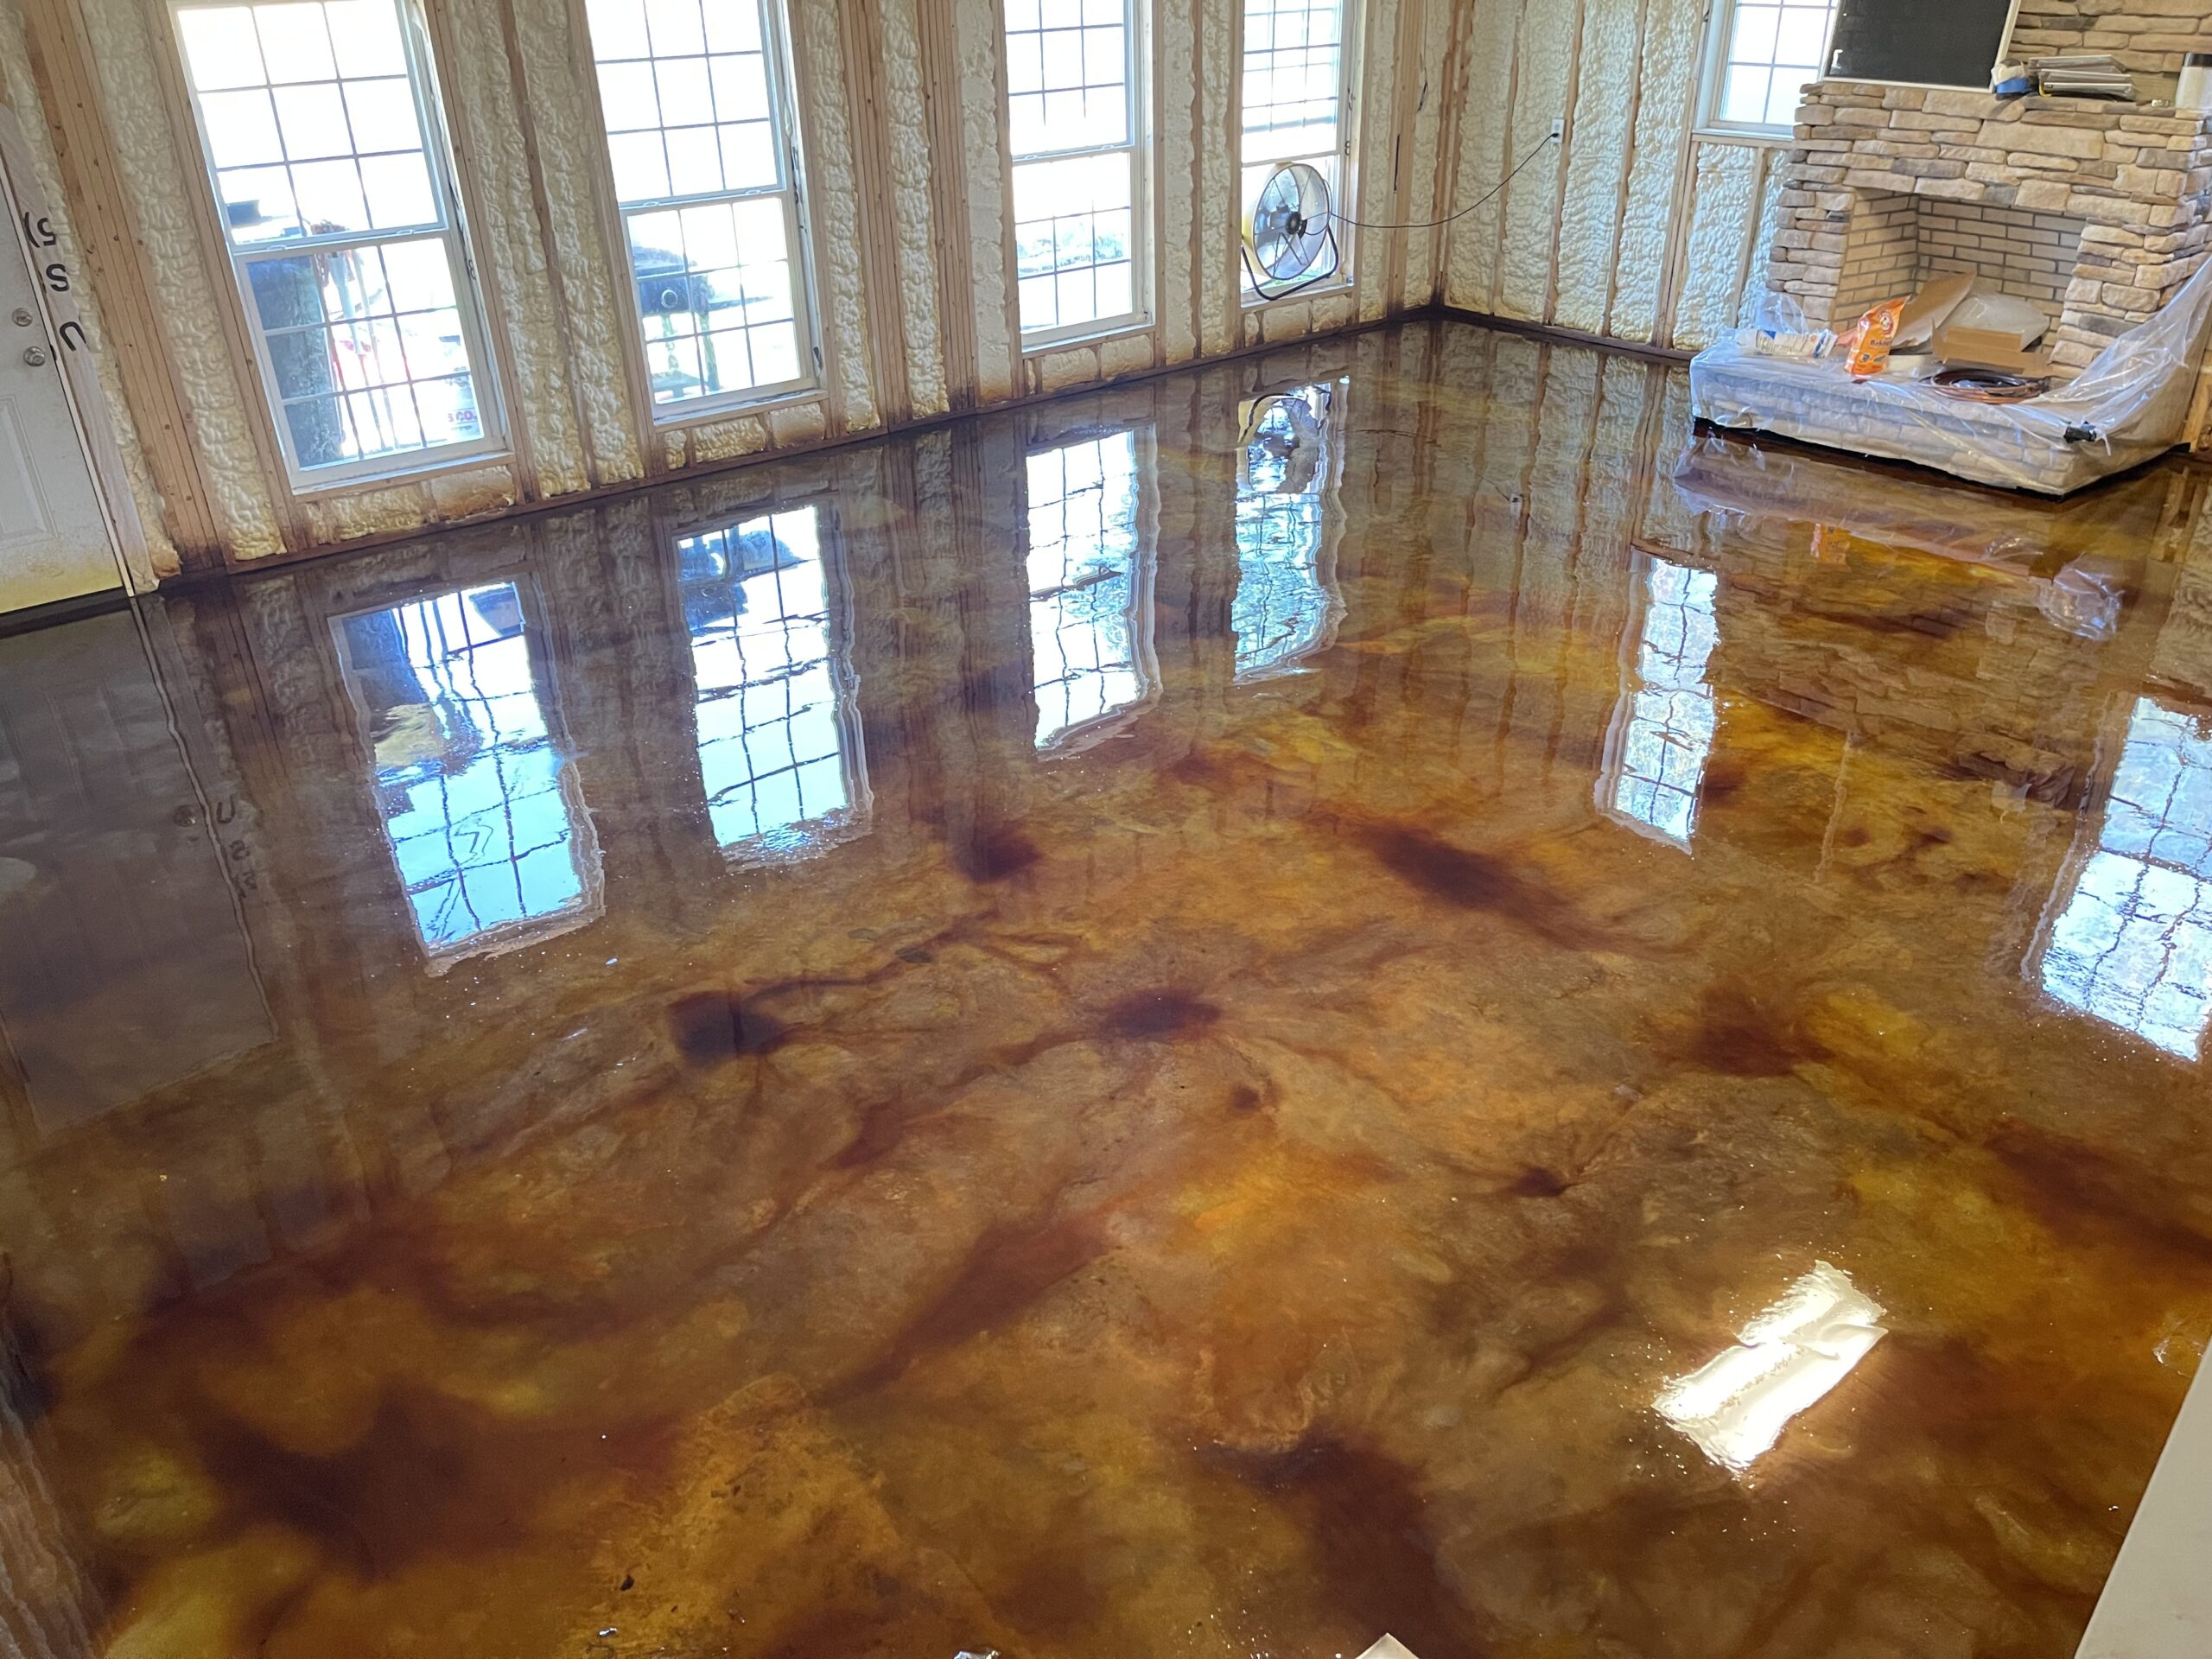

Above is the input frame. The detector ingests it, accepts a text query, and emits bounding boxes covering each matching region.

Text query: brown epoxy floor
[3,321,2211,1657]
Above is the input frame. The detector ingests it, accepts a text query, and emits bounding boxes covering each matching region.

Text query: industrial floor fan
[1241,162,1341,298]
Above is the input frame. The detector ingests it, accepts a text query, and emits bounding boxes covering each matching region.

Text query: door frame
[0,104,146,594]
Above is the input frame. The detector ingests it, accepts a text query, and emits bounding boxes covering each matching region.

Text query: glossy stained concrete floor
[2,321,2210,1658]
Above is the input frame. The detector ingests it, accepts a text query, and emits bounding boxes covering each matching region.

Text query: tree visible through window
[1706,0,1839,133]
[1005,0,1146,341]
[173,0,503,484]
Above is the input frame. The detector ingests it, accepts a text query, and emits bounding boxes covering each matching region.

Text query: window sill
[1242,276,1355,311]
[646,378,823,430]
[1020,315,1154,356]
[285,442,514,499]
[1693,126,1800,147]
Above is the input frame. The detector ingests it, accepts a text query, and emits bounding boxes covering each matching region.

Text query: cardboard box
[1897,273,1975,347]
[1933,325,2072,380]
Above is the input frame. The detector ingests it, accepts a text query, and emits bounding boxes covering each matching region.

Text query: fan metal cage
[1242,162,1341,298]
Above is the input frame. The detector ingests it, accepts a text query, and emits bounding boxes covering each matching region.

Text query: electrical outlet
[1549,117,1565,142]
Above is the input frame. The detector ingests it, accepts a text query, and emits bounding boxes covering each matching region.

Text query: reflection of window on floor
[334,581,600,968]
[1235,383,1341,677]
[2037,698,2212,1058]
[1027,430,1153,748]
[678,505,868,860]
[1601,556,1720,849]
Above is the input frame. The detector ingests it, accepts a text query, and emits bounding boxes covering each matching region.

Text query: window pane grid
[1027,432,1148,747]
[585,0,814,411]
[1713,1,1837,130]
[1013,151,1135,337]
[2041,699,2212,1058]
[336,582,598,966]
[177,0,439,246]
[624,197,801,403]
[1239,0,1348,296]
[175,0,499,480]
[677,508,864,859]
[1005,0,1132,159]
[1605,559,1719,848]
[1241,0,1343,158]
[1006,0,1142,339]
[243,236,482,467]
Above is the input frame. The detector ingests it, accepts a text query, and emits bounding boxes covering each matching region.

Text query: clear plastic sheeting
[1672,431,2141,645]
[1671,428,2146,641]
[1673,426,2109,573]
[1691,264,2212,495]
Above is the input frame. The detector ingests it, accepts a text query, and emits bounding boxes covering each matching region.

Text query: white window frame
[170,0,509,492]
[1697,0,1841,139]
[1237,0,1361,306]
[581,0,822,423]
[1004,0,1153,350]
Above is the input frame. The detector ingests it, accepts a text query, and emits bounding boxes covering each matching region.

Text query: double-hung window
[1701,0,1839,135]
[1005,0,1147,344]
[1239,0,1353,298]
[584,0,816,414]
[174,0,504,486]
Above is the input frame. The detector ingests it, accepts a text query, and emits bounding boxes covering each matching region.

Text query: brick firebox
[1770,83,2212,369]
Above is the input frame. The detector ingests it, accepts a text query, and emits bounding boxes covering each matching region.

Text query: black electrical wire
[1328,132,1562,232]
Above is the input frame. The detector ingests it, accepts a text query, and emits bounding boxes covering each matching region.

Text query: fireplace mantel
[1769,83,2212,367]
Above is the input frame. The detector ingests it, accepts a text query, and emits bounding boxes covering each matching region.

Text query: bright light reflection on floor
[1655,1262,1886,1474]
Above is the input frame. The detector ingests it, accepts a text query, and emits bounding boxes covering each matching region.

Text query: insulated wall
[0,0,1452,571]
[1437,0,2212,364]
[1440,0,1788,353]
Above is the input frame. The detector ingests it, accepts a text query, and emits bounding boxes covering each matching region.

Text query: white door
[0,183,119,613]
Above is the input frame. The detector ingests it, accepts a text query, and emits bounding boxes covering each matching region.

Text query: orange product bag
[1847,298,1906,379]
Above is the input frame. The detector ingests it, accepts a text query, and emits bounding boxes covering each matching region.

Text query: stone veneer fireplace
[1770,84,2212,369]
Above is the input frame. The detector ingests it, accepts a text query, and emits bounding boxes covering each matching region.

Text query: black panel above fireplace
[1829,0,2018,88]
